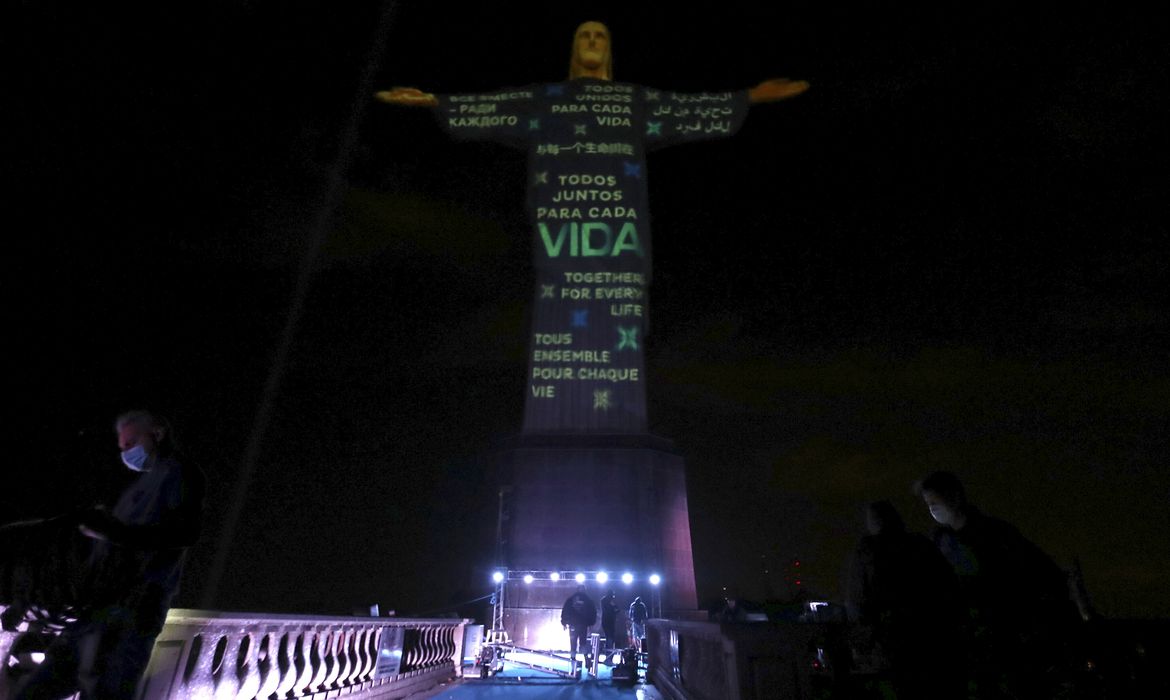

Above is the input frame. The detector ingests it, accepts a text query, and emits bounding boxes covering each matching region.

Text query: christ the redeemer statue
[377,21,807,435]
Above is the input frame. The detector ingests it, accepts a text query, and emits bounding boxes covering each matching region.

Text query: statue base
[490,433,698,645]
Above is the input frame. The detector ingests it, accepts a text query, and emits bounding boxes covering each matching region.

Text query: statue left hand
[748,78,810,103]
[374,87,439,107]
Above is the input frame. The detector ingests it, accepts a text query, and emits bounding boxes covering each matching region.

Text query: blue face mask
[121,445,150,472]
[929,505,955,526]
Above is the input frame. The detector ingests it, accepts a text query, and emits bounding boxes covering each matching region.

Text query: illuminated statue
[376,21,808,434]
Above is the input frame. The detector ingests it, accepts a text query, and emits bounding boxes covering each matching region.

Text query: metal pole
[589,632,601,676]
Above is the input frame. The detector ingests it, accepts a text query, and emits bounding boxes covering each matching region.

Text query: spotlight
[596,572,609,584]
[492,571,504,584]
[574,573,586,584]
[523,574,534,584]
[549,572,561,582]
[649,574,661,586]
[621,572,634,585]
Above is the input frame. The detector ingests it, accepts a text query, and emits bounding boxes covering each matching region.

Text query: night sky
[10,4,1168,619]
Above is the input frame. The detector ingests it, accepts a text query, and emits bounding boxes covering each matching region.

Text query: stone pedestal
[491,433,697,645]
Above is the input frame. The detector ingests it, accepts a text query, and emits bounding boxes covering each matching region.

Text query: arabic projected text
[437,79,749,432]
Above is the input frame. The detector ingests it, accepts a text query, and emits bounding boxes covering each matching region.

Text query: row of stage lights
[491,570,661,586]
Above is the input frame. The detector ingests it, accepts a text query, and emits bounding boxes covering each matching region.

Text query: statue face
[573,21,610,72]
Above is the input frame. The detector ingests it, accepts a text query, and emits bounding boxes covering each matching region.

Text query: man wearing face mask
[917,471,1076,698]
[11,410,205,700]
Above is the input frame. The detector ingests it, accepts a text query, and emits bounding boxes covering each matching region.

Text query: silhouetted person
[560,585,597,672]
[918,471,1076,698]
[846,500,965,700]
[718,596,747,623]
[11,410,204,700]
[600,589,620,650]
[627,596,648,651]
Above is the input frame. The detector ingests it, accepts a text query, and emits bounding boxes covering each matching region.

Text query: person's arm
[80,504,200,549]
[79,464,205,549]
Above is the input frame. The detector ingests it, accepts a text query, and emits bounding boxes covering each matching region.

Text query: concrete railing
[2,606,469,700]
[645,618,835,700]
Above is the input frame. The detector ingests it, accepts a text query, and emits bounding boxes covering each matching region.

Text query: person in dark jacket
[918,471,1077,698]
[600,589,620,650]
[560,585,597,670]
[846,500,965,700]
[12,410,205,700]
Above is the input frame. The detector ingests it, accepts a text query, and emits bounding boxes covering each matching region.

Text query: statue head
[568,21,612,81]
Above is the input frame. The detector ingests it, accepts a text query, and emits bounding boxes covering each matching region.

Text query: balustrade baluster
[176,632,217,699]
[212,632,245,700]
[431,626,445,667]
[355,626,375,681]
[273,630,300,698]
[235,631,262,700]
[441,626,455,664]
[319,628,341,689]
[339,627,355,688]
[306,631,329,693]
[417,628,428,671]
[289,631,314,696]
[424,627,438,668]
[252,632,281,700]
[177,632,212,697]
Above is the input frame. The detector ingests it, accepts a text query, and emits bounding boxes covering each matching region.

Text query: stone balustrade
[645,617,835,700]
[1,606,469,700]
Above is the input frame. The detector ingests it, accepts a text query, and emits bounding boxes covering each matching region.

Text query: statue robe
[436,79,750,433]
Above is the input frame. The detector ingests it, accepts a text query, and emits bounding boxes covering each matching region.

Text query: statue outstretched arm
[374,87,439,107]
[748,78,810,104]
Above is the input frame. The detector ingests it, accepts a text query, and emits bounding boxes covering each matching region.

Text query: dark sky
[9,3,1168,619]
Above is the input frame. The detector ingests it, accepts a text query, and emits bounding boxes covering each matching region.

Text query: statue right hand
[374,87,438,107]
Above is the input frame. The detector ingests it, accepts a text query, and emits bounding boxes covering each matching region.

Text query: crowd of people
[554,465,1085,697]
[559,584,651,671]
[0,414,1106,698]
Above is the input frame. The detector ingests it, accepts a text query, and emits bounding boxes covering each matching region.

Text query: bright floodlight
[549,571,561,582]
[574,573,586,584]
[649,573,661,586]
[492,571,504,584]
[621,572,634,585]
[596,572,609,584]
[523,574,534,584]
